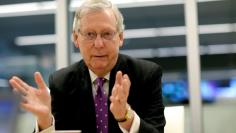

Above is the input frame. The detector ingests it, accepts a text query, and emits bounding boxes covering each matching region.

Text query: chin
[91,65,109,75]
[94,65,107,71]
[91,63,106,70]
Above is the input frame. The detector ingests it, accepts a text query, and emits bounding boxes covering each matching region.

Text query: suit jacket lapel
[75,61,97,132]
[109,54,128,95]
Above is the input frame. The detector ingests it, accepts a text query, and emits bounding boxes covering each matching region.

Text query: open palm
[9,72,51,119]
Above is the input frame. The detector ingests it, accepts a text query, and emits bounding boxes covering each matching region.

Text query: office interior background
[0,0,236,133]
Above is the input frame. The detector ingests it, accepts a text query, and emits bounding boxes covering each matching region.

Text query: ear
[118,32,124,47]
[72,31,80,48]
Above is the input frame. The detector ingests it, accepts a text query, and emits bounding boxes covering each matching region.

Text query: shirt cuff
[119,111,140,133]
[35,116,55,133]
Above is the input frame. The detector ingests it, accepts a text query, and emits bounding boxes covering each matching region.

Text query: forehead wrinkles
[80,9,118,30]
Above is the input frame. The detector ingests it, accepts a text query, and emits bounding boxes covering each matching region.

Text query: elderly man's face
[74,9,123,77]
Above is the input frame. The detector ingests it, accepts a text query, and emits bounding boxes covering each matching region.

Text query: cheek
[107,46,119,60]
[79,47,91,59]
[114,44,120,53]
[107,46,117,56]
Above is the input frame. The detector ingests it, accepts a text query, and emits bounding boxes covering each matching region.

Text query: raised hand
[110,71,131,121]
[9,72,52,129]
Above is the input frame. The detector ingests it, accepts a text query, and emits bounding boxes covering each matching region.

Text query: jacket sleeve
[138,66,166,133]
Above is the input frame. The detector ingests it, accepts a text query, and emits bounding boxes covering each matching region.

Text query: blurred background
[0,0,236,133]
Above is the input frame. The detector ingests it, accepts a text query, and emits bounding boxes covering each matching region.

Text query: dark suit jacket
[49,54,166,133]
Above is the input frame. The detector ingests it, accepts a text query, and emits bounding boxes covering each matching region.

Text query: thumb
[34,72,48,91]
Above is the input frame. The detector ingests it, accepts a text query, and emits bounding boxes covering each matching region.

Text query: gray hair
[72,0,125,34]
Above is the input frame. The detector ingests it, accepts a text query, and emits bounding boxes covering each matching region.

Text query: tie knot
[96,77,105,88]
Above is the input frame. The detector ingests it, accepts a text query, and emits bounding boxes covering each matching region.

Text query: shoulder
[53,61,83,76]
[119,54,162,76]
[49,60,86,86]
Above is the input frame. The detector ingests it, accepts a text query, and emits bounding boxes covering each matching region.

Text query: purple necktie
[94,77,108,133]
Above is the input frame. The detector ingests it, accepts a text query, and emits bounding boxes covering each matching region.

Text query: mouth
[93,55,107,58]
[92,55,107,60]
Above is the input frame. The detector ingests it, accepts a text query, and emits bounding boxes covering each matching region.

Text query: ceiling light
[124,23,236,39]
[15,34,56,46]
[0,1,55,17]
[0,0,222,17]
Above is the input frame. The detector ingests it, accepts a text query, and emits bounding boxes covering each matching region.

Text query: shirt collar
[88,69,110,83]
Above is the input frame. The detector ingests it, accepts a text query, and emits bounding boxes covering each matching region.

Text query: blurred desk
[165,106,184,133]
[17,112,35,133]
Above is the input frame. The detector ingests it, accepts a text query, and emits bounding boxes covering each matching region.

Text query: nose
[94,34,104,48]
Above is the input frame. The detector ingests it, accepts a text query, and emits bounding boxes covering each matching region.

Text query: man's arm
[138,66,166,133]
[9,72,53,131]
[35,116,55,133]
[110,71,134,131]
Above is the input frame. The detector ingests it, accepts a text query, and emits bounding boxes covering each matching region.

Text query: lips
[93,54,107,57]
[92,55,107,60]
[94,55,105,57]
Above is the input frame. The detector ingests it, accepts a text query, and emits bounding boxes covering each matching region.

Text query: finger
[11,76,30,90]
[110,95,121,105]
[34,72,47,91]
[115,71,123,86]
[12,88,19,94]
[112,71,122,97]
[114,84,126,104]
[9,79,19,91]
[21,95,28,104]
[122,74,131,97]
[111,84,119,97]
[9,77,28,96]
[109,96,116,103]
[115,78,127,101]
[10,85,22,97]
[114,74,130,104]
[115,87,125,103]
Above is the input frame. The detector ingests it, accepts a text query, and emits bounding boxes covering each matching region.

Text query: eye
[85,32,96,38]
[102,31,114,39]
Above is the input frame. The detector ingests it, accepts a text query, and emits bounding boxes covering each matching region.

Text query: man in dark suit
[9,0,165,133]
